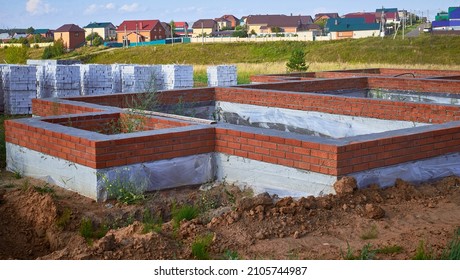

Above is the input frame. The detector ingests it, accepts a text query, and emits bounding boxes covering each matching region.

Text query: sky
[0,0,458,29]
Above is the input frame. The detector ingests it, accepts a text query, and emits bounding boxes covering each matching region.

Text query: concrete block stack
[37,65,81,98]
[161,65,193,90]
[121,65,163,93]
[207,65,238,87]
[111,64,127,94]
[80,64,113,96]
[1,65,37,115]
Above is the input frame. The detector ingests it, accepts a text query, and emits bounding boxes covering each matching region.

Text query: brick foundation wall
[215,87,460,123]
[5,118,214,169]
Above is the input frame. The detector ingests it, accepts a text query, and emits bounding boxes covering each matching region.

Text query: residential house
[217,15,240,28]
[0,33,10,42]
[215,18,232,30]
[174,22,191,37]
[432,7,460,32]
[33,29,53,38]
[161,22,172,38]
[343,12,377,24]
[83,22,116,41]
[116,20,166,43]
[245,14,314,34]
[326,17,380,39]
[54,24,86,50]
[192,19,218,37]
[314,13,339,22]
[376,8,400,24]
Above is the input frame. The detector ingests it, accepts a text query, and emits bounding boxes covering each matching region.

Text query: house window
[75,33,79,37]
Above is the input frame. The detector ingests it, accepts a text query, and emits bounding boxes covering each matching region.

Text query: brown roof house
[54,24,86,50]
[217,15,241,28]
[192,19,218,37]
[246,14,314,34]
[116,20,166,43]
[314,13,340,22]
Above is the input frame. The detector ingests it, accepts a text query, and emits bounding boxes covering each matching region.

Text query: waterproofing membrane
[216,101,428,138]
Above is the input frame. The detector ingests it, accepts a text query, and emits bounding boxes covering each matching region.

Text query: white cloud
[105,3,116,10]
[84,4,99,15]
[119,3,139,13]
[84,3,117,15]
[26,0,54,15]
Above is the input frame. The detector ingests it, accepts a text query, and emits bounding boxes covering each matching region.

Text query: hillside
[84,35,460,66]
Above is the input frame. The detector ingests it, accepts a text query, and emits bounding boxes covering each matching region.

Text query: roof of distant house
[0,33,10,39]
[116,20,161,32]
[221,15,240,22]
[83,22,115,29]
[247,14,314,26]
[326,17,380,32]
[343,12,377,24]
[376,8,398,13]
[174,22,189,28]
[192,19,217,29]
[55,24,85,32]
[33,29,52,34]
[314,13,340,20]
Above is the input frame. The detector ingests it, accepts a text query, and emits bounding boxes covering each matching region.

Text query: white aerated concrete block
[38,65,81,98]
[207,65,237,87]
[80,64,113,96]
[121,65,163,93]
[161,64,193,90]
[1,65,37,115]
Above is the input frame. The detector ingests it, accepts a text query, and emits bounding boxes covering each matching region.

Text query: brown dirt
[1,170,460,260]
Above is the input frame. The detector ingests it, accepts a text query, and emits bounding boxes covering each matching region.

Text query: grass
[79,217,109,244]
[33,183,55,195]
[375,245,404,255]
[360,224,379,240]
[172,204,199,229]
[56,208,72,229]
[342,242,376,260]
[413,240,435,260]
[142,209,163,234]
[191,233,214,260]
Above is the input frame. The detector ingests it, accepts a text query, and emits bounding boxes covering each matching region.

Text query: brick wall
[6,119,214,169]
[33,99,104,117]
[241,77,368,92]
[215,87,460,123]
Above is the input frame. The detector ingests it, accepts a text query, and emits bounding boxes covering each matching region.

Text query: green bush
[191,234,213,260]
[286,49,309,72]
[42,39,66,59]
[5,46,29,64]
[172,204,199,229]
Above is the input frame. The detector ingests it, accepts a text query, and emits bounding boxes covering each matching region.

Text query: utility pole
[201,21,204,45]
[402,10,405,40]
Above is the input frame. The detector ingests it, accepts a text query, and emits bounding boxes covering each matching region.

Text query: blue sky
[0,0,458,29]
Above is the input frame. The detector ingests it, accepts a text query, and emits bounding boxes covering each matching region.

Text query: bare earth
[1,169,460,260]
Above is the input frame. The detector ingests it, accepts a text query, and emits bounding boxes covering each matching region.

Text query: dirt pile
[1,173,460,260]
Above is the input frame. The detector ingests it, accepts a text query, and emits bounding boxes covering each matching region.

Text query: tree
[5,46,29,64]
[170,20,176,37]
[26,26,35,35]
[271,26,282,33]
[86,32,103,46]
[42,39,66,59]
[286,49,309,72]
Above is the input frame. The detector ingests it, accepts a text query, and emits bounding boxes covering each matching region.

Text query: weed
[79,217,94,243]
[197,191,219,212]
[342,242,375,260]
[223,250,239,260]
[191,233,214,260]
[441,228,460,260]
[20,179,31,191]
[3,183,16,189]
[56,208,72,229]
[13,169,23,179]
[142,209,163,234]
[33,183,55,195]
[413,240,434,260]
[79,217,109,244]
[99,170,146,205]
[224,188,236,204]
[360,224,379,240]
[375,245,403,255]
[172,204,199,229]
